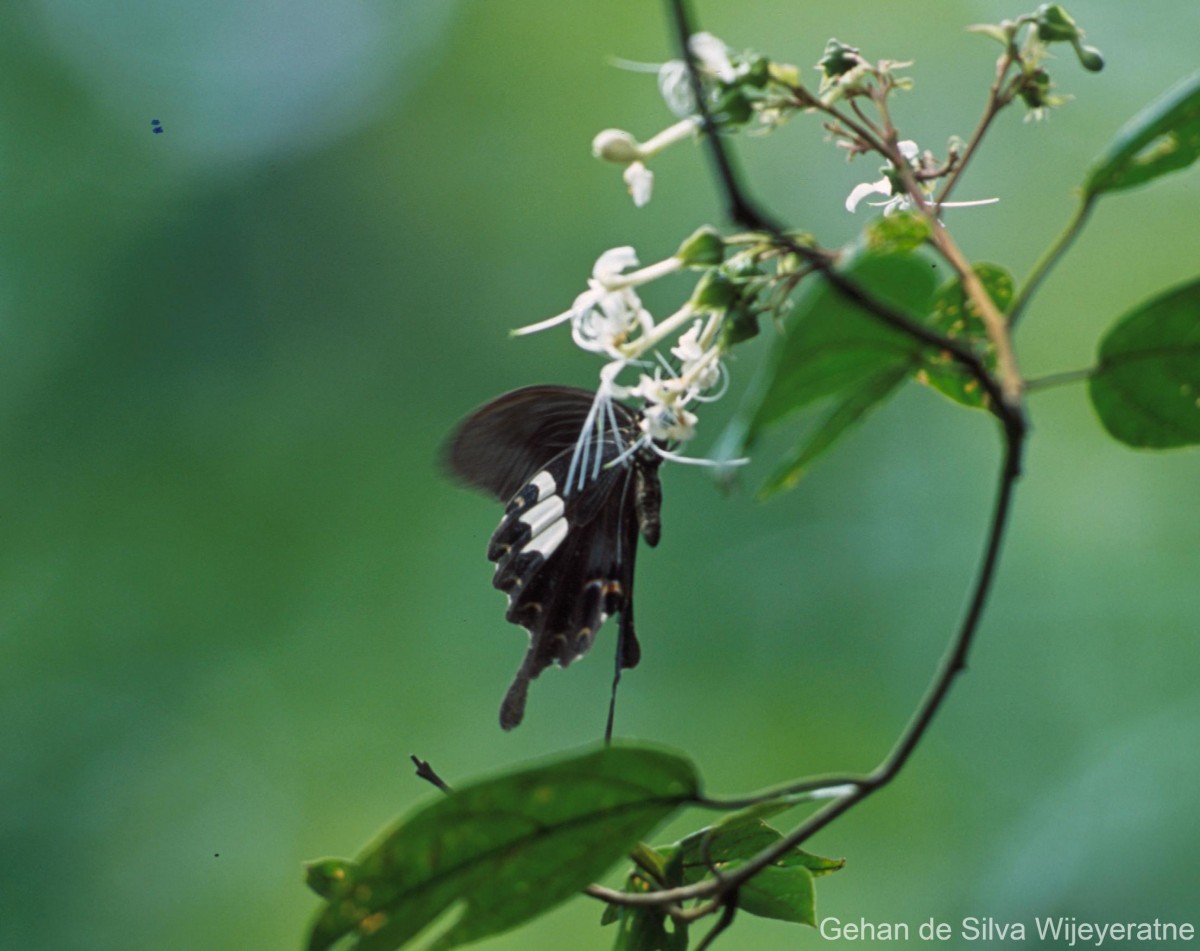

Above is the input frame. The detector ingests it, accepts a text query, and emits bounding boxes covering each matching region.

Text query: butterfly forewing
[443,385,662,730]
[444,386,611,502]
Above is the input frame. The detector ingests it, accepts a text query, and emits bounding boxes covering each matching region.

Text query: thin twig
[1008,196,1097,328]
[1025,366,1095,392]
[410,755,452,793]
[937,51,1018,207]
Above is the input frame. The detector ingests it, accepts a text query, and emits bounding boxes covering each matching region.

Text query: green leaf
[862,211,933,255]
[305,744,699,951]
[755,365,910,499]
[660,813,844,927]
[1087,278,1200,448]
[665,816,844,884]
[723,862,817,925]
[1084,71,1200,197]
[917,263,1013,409]
[304,858,360,901]
[730,249,939,495]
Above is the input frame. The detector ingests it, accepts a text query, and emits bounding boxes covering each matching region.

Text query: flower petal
[657,60,695,117]
[845,177,892,212]
[689,32,737,83]
[623,162,654,207]
[592,247,639,283]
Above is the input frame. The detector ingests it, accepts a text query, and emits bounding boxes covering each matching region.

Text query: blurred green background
[3,1,1197,948]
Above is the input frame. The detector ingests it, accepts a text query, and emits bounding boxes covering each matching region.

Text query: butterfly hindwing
[443,386,662,730]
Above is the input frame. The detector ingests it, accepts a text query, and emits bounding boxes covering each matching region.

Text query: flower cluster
[514,231,740,489]
[592,32,780,207]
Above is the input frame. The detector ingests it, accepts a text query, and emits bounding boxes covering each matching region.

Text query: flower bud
[592,129,643,164]
[675,226,726,267]
[1018,69,1053,110]
[689,271,737,312]
[817,39,862,82]
[715,86,752,125]
[745,55,771,89]
[1035,4,1081,43]
[1074,43,1104,72]
[722,304,760,346]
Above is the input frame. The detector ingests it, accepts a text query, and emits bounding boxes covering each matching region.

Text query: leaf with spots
[304,744,699,951]
[1088,277,1200,448]
[916,263,1013,410]
[1084,70,1200,198]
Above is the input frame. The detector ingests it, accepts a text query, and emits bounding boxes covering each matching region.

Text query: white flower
[845,141,920,215]
[568,249,652,359]
[591,120,698,207]
[656,32,746,118]
[592,246,640,283]
[592,128,643,163]
[669,321,719,389]
[641,399,699,443]
[657,59,695,117]
[623,162,653,207]
[632,373,699,443]
[845,140,999,215]
[513,248,748,475]
[689,32,745,84]
[512,246,647,353]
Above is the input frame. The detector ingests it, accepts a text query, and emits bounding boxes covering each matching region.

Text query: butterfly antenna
[602,392,628,455]
[565,404,595,496]
[604,648,621,745]
[590,402,606,482]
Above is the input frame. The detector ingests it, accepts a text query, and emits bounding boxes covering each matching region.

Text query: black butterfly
[443,385,663,737]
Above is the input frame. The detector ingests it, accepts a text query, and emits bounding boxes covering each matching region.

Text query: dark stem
[590,408,1026,911]
[410,755,452,793]
[694,894,739,951]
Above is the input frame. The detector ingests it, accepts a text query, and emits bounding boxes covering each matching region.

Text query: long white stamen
[608,434,651,469]
[590,402,605,482]
[652,443,750,467]
[565,400,595,496]
[565,384,618,496]
[692,359,731,403]
[607,56,665,74]
[602,392,628,456]
[510,309,574,337]
[938,198,1001,208]
[678,345,721,390]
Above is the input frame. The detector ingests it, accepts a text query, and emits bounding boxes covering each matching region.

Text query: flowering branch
[570,0,1034,927]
